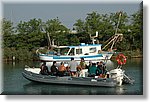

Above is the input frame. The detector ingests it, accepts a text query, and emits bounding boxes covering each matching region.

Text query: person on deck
[58,62,67,76]
[86,60,92,70]
[50,61,58,76]
[88,63,98,77]
[40,62,49,75]
[78,58,87,71]
[80,58,87,69]
[88,61,92,68]
[97,61,107,77]
[68,58,78,77]
[97,61,103,70]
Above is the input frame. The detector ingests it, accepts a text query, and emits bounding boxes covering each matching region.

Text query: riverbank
[111,55,143,59]
[111,49,143,59]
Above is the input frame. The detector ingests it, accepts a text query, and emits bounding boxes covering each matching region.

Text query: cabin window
[89,47,97,53]
[76,49,82,54]
[68,48,75,55]
[59,48,70,55]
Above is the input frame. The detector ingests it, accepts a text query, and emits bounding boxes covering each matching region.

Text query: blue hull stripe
[39,54,109,59]
[54,55,103,59]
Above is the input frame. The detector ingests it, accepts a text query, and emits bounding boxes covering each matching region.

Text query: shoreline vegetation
[3,50,143,62]
[2,10,143,61]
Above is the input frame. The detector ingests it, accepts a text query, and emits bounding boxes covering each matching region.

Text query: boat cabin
[55,43,102,56]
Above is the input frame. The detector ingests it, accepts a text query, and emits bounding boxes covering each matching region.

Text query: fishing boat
[38,44,112,61]
[37,33,123,61]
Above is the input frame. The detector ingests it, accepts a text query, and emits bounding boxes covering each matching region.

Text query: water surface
[2,58,143,95]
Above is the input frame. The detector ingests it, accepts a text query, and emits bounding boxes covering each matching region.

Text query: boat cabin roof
[57,43,102,49]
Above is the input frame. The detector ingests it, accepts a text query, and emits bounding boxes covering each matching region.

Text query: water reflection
[23,82,126,95]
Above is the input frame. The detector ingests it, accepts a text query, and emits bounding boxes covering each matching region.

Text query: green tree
[85,11,102,34]
[109,12,129,33]
[2,18,15,47]
[73,19,85,33]
[16,18,45,50]
[67,34,80,46]
[130,10,143,51]
[44,17,69,47]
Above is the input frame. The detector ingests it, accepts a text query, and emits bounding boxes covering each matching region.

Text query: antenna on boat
[90,31,98,44]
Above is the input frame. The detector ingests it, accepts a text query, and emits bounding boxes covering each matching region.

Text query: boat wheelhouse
[38,43,113,61]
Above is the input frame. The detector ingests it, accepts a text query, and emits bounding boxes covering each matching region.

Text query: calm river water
[2,58,143,95]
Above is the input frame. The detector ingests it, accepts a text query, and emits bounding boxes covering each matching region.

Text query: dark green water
[2,59,143,95]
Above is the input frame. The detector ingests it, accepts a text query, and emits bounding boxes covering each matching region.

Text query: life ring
[116,54,127,65]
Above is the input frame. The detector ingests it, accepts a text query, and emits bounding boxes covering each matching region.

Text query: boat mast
[47,32,52,49]
[102,12,123,51]
[115,12,122,34]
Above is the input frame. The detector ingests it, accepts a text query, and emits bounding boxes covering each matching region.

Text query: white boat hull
[39,53,113,61]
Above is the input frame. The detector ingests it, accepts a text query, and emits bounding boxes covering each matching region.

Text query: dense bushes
[3,47,38,61]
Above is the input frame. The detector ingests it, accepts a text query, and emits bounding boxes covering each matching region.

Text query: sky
[2,1,142,29]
